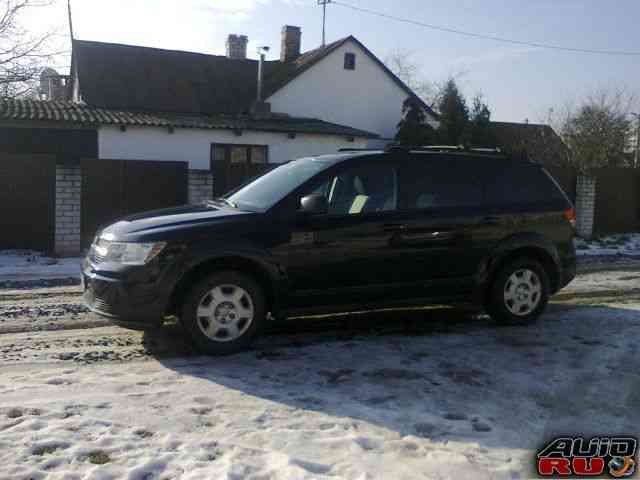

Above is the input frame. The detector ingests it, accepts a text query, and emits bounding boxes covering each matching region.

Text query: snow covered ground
[560,269,640,296]
[0,251,81,282]
[1,288,639,479]
[0,246,639,479]
[575,233,640,257]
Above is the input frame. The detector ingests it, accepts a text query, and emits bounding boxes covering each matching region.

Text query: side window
[303,163,398,215]
[403,158,483,209]
[485,164,564,205]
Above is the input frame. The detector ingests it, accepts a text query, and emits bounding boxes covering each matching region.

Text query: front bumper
[82,259,177,329]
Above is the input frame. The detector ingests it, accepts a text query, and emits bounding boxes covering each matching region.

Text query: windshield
[225,157,334,211]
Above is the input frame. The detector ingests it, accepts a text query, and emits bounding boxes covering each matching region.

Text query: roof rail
[337,148,382,153]
[384,144,503,154]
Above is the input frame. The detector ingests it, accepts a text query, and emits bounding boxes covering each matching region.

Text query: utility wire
[332,0,640,57]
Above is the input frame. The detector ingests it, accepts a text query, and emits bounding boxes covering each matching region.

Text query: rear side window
[403,157,483,209]
[484,164,566,205]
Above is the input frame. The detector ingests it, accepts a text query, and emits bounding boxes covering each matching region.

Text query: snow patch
[0,250,81,281]
[575,233,640,257]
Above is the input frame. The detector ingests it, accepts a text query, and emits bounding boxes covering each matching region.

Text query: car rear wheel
[486,258,550,325]
[182,271,266,355]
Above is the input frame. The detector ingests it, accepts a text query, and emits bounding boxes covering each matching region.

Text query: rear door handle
[382,223,407,232]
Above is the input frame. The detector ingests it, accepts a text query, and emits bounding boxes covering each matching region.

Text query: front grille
[84,277,117,315]
[92,296,114,315]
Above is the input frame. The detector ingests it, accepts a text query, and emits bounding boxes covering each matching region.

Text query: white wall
[267,39,438,142]
[98,126,368,169]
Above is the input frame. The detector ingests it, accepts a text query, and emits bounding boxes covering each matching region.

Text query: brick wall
[575,175,596,239]
[188,170,213,205]
[55,164,82,256]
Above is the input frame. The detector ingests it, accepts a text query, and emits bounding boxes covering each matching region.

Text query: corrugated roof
[0,98,379,138]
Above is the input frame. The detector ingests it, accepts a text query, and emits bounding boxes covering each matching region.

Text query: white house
[68,26,438,169]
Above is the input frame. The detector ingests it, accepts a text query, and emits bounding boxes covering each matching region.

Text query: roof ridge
[73,38,264,63]
[491,120,553,128]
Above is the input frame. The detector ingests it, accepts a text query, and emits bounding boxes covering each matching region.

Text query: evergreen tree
[436,79,469,145]
[468,95,496,147]
[395,96,438,146]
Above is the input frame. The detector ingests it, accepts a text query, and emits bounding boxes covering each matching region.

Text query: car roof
[311,149,535,166]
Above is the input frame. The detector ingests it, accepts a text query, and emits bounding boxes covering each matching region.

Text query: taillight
[564,208,576,229]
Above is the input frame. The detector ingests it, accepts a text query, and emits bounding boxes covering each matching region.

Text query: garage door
[81,159,188,247]
[0,154,55,252]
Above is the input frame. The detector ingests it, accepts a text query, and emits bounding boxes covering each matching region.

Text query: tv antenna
[67,0,75,40]
[318,0,332,46]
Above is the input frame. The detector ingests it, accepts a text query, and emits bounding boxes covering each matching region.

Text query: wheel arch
[167,255,282,318]
[478,234,562,304]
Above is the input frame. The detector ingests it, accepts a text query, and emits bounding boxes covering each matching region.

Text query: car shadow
[141,301,640,466]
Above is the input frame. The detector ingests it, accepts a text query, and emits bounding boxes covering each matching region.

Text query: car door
[271,156,409,310]
[393,154,499,298]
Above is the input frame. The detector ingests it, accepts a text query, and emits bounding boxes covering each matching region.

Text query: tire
[181,271,266,355]
[486,258,550,325]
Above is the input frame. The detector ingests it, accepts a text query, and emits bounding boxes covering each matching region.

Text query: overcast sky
[24,0,640,123]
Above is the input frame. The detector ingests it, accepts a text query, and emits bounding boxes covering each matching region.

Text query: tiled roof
[0,98,379,138]
[71,38,438,118]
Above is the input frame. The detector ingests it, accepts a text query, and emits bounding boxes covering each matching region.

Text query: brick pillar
[575,175,596,239]
[188,170,214,205]
[55,164,82,256]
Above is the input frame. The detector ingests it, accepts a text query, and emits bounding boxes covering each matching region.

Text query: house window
[213,144,269,165]
[250,146,267,164]
[344,52,356,71]
[230,146,248,164]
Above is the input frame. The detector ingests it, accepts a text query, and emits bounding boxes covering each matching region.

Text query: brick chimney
[226,34,248,59]
[280,25,301,63]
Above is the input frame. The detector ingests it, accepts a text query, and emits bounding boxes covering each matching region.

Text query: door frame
[270,154,409,305]
[210,143,270,196]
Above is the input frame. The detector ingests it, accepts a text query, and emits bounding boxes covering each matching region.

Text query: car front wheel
[486,258,550,325]
[182,271,266,355]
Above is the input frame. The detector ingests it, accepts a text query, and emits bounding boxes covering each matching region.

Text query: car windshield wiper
[207,198,238,209]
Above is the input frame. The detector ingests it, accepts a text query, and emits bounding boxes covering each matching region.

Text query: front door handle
[481,216,500,226]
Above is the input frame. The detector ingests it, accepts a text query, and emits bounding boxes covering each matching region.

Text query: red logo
[537,437,637,478]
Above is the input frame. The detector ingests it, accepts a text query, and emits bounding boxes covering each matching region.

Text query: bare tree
[0,0,57,98]
[385,50,442,109]
[550,89,637,172]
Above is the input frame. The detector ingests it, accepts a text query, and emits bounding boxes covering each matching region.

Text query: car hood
[99,204,258,242]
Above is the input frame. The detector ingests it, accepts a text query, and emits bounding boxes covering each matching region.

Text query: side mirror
[300,194,328,215]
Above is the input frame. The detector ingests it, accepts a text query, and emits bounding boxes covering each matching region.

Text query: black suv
[83,148,576,355]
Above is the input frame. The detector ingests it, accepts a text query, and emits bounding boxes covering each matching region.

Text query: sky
[21,0,640,123]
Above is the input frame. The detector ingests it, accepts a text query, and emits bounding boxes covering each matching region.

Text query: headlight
[93,239,167,265]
